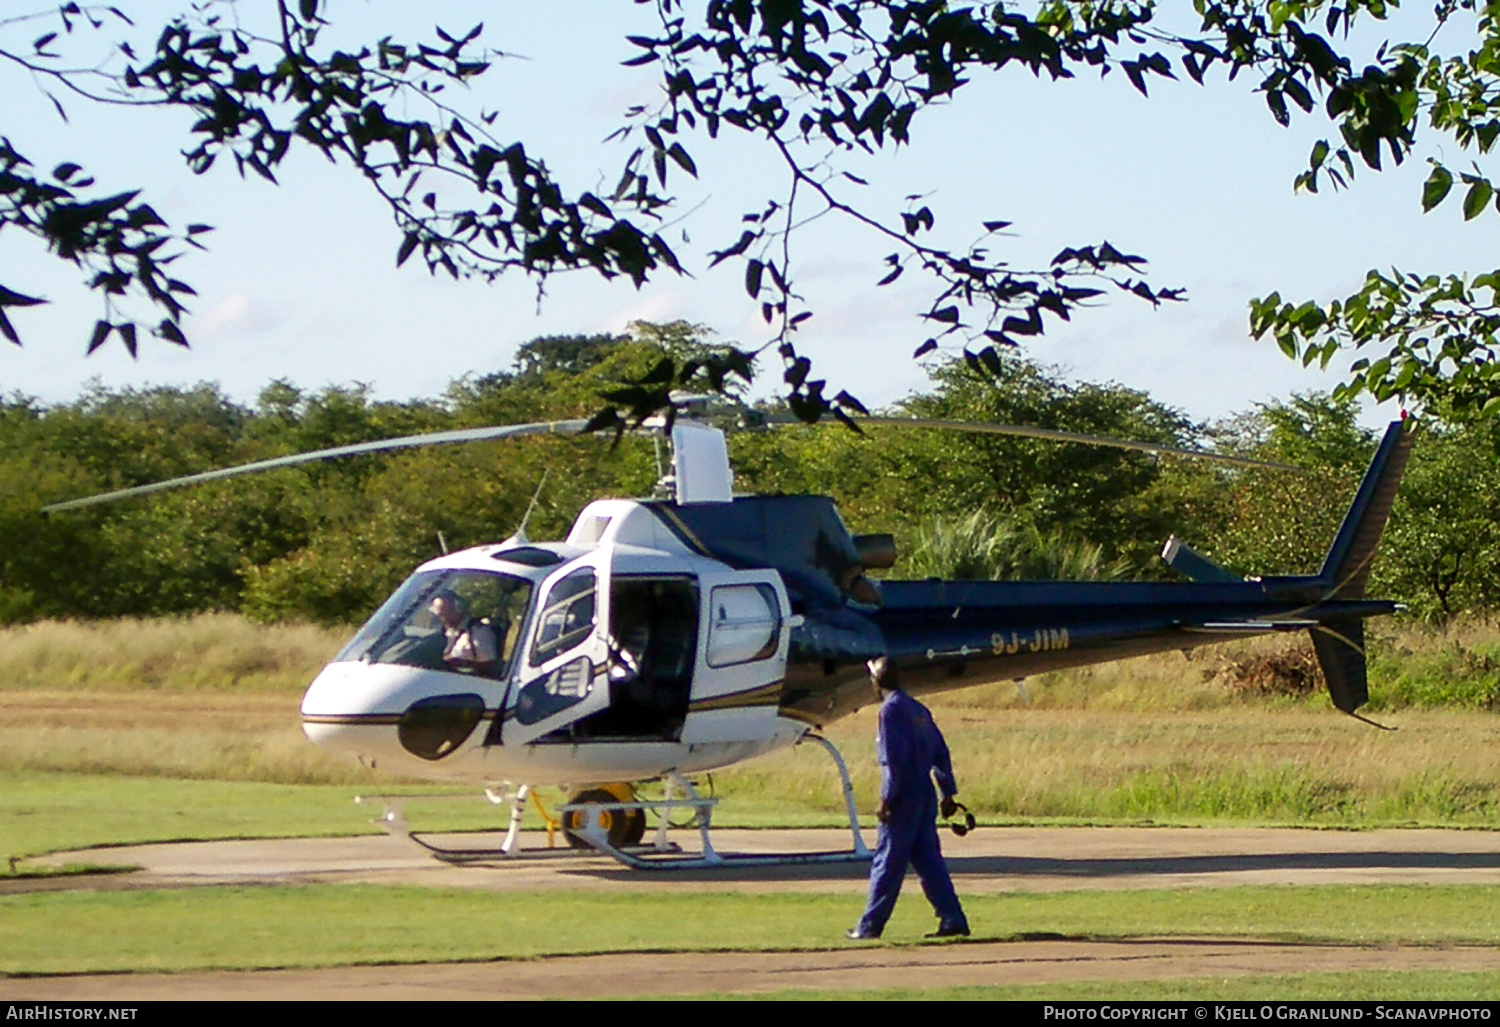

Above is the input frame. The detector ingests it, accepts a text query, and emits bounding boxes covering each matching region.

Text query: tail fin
[1309,419,1415,714]
[1317,419,1416,600]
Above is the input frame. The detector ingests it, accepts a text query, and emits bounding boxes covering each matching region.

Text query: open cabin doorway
[538,575,699,743]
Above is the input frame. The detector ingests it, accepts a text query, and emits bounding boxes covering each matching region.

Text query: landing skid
[359,733,872,870]
[356,785,614,864]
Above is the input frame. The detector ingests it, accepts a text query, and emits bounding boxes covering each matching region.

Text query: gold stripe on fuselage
[300,710,497,726]
[687,680,784,713]
[776,706,824,728]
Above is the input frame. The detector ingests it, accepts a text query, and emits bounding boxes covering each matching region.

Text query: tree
[8,339,1500,624]
[1373,418,1500,620]
[729,353,1207,574]
[5,1,1499,418]
[1197,393,1376,579]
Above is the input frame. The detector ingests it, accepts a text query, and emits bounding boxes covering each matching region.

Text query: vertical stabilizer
[1318,420,1415,600]
[1306,419,1414,715]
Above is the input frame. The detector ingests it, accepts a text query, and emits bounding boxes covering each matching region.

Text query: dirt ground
[9,940,1500,1000]
[7,826,1500,999]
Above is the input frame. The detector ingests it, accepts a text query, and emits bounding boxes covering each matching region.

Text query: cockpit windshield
[336,569,534,680]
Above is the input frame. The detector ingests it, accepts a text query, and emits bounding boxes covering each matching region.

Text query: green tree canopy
[8,333,1499,624]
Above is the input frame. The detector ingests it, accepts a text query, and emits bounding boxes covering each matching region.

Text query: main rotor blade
[41,419,588,513]
[794,416,1299,472]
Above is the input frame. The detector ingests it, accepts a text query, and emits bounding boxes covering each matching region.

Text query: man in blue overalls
[848,656,970,940]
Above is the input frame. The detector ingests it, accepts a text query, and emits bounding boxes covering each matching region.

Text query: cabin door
[503,550,613,745]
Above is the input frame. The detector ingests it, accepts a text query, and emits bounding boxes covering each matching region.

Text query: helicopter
[42,407,1415,868]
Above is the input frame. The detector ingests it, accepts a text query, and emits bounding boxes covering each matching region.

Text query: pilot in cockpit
[429,590,500,676]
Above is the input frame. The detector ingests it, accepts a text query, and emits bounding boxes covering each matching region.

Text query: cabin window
[706,584,780,667]
[530,568,597,666]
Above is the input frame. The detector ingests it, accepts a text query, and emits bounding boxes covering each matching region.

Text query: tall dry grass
[0,614,347,693]
[716,617,1500,826]
[3,612,1493,706]
[0,616,369,784]
[719,705,1500,826]
[922,617,1500,713]
[0,691,389,785]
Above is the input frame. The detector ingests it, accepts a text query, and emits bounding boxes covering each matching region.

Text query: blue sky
[2,1,1493,426]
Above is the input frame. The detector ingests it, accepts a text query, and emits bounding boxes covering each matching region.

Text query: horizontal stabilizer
[1311,618,1368,713]
[1161,535,1243,583]
[1190,619,1318,633]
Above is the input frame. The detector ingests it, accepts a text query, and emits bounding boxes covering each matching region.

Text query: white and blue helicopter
[44,408,1414,868]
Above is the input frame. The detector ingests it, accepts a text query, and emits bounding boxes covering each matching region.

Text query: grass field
[3,884,1498,975]
[0,772,387,861]
[6,701,1500,867]
[4,616,1500,866]
[701,971,1500,1001]
[4,617,1500,824]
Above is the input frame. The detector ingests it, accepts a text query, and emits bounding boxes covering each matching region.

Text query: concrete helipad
[20,824,1500,894]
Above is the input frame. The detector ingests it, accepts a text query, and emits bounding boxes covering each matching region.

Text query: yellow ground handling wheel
[562,783,647,850]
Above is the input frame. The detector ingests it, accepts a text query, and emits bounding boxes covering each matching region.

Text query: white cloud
[594,289,689,333]
[189,293,282,340]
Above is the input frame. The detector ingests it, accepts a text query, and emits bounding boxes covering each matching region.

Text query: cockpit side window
[529,567,597,666]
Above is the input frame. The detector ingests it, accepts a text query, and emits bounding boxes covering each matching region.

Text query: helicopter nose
[301,661,495,764]
[301,662,391,756]
[300,705,402,756]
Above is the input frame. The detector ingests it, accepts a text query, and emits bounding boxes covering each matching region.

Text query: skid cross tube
[563,732,873,870]
[359,787,677,864]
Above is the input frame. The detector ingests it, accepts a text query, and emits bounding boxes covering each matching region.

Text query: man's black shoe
[925,924,970,938]
[845,927,881,941]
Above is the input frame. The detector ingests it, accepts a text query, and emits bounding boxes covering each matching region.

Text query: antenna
[652,434,672,500]
[506,468,550,546]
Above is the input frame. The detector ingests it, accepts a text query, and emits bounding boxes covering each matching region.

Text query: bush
[902,510,1130,581]
[1221,643,1324,698]
[1367,637,1500,711]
